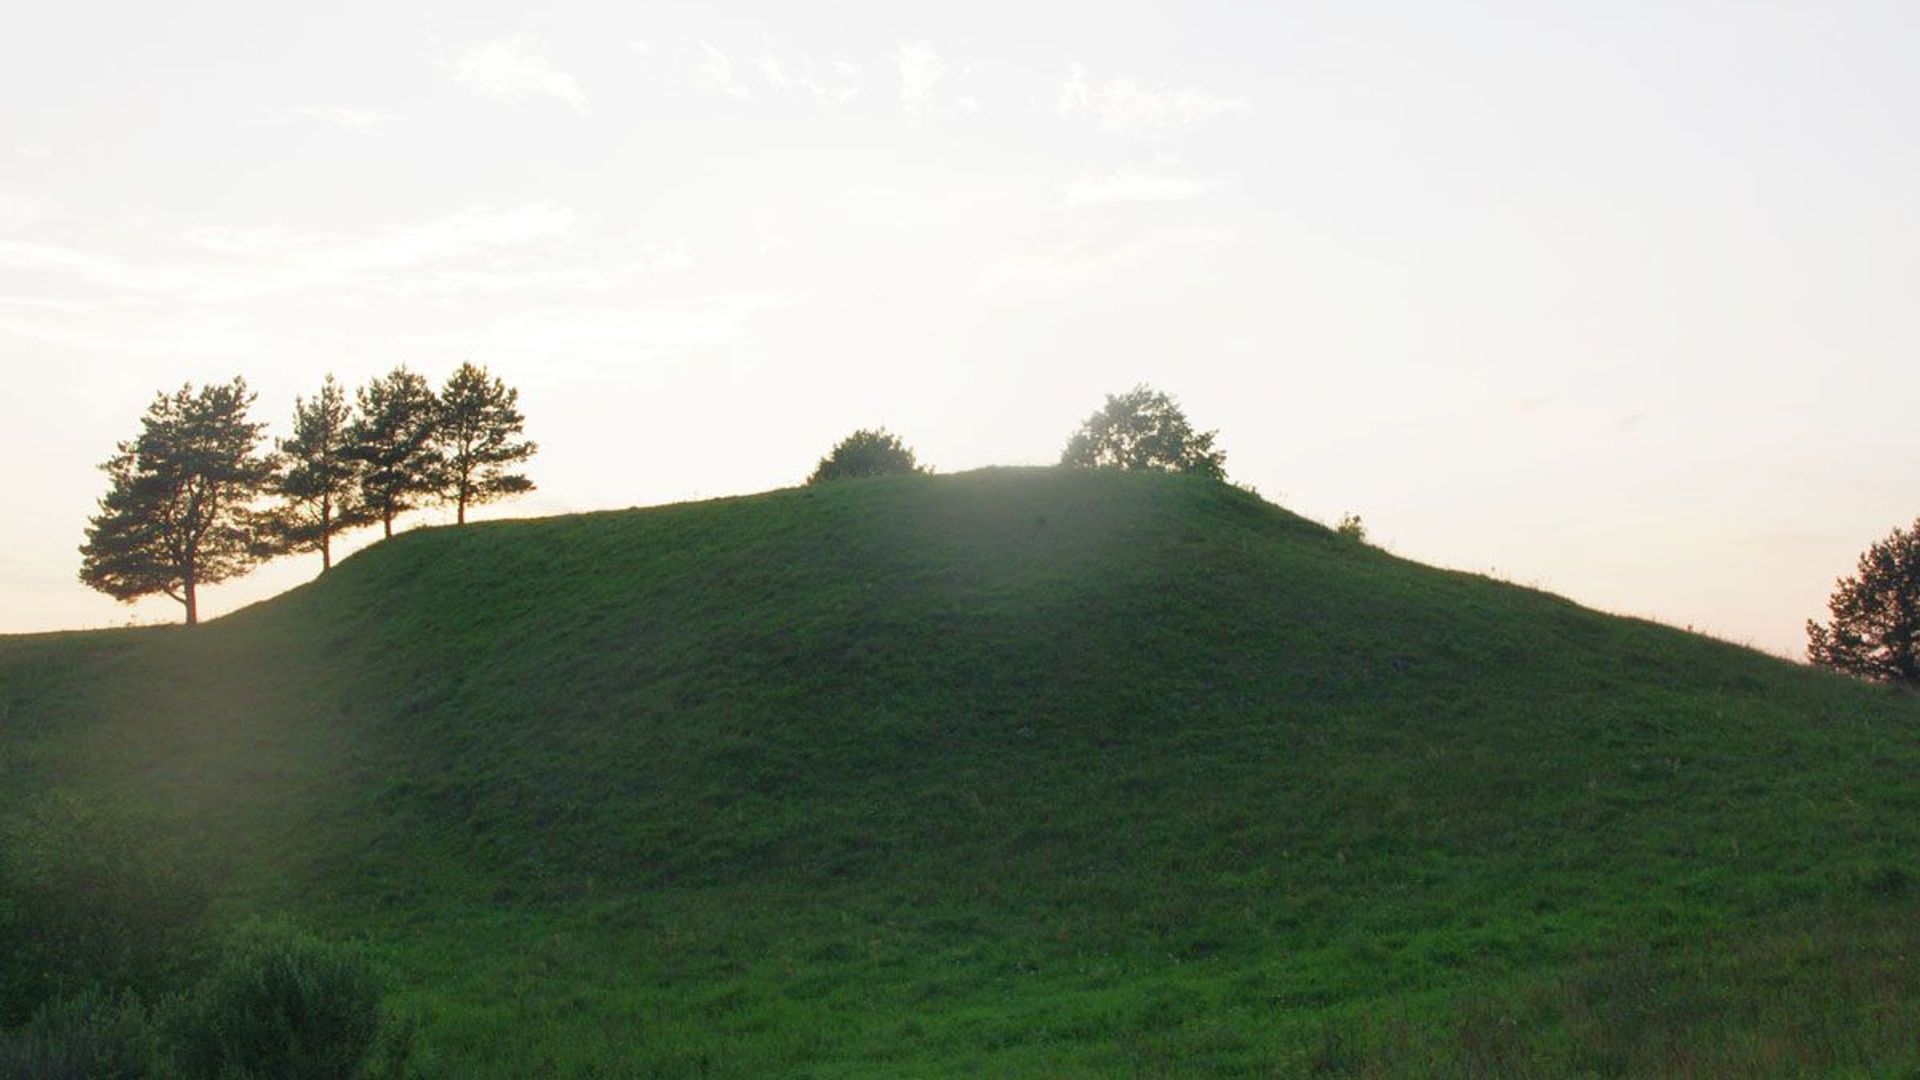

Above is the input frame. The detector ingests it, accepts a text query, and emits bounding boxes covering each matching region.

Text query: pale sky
[5,1,1920,657]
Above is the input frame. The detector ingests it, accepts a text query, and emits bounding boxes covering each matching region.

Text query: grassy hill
[5,467,1920,1075]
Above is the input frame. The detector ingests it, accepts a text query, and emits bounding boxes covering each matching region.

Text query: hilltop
[5,467,1920,1075]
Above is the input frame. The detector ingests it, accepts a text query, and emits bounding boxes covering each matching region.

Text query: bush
[1335,513,1368,543]
[171,919,394,1080]
[0,795,211,1025]
[0,990,160,1080]
[806,428,928,484]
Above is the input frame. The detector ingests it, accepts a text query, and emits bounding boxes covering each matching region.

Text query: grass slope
[5,467,1920,1075]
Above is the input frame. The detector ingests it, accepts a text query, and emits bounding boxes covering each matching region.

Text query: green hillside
[6,467,1920,1075]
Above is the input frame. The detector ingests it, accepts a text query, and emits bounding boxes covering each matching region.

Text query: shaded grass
[4,467,1920,1073]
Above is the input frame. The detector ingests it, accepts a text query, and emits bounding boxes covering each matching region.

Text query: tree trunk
[383,507,394,539]
[183,564,198,627]
[320,494,333,572]
[458,490,467,526]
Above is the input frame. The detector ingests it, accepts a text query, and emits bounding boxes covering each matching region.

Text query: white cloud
[956,95,980,112]
[697,40,750,99]
[0,203,582,303]
[897,42,948,114]
[697,41,861,105]
[981,226,1230,293]
[0,303,257,356]
[182,202,575,279]
[756,51,793,95]
[0,237,181,293]
[0,295,89,314]
[403,293,787,360]
[16,146,51,159]
[0,187,43,231]
[1059,64,1247,132]
[291,105,402,131]
[453,37,586,109]
[376,241,695,298]
[815,61,865,104]
[1064,169,1217,206]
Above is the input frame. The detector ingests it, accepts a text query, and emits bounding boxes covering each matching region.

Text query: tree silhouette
[78,378,273,626]
[266,374,373,571]
[1060,385,1226,479]
[434,363,535,524]
[807,428,928,484]
[347,368,440,539]
[1808,521,1920,687]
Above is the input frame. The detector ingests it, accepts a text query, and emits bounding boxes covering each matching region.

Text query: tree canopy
[265,374,372,572]
[807,428,928,484]
[1808,521,1920,687]
[78,378,273,626]
[1060,385,1226,479]
[347,367,441,539]
[434,362,536,524]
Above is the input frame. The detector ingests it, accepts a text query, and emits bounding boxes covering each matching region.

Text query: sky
[4,1,1920,657]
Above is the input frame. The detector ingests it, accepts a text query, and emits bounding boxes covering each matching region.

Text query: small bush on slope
[171,919,403,1080]
[0,990,160,1080]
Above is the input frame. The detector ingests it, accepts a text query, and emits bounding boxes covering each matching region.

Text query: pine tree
[267,374,373,571]
[1807,521,1920,687]
[78,378,273,626]
[434,363,536,524]
[347,367,440,539]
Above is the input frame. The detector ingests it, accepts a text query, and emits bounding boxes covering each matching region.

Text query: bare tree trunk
[383,508,394,539]
[320,494,332,572]
[183,564,198,627]
[458,490,467,525]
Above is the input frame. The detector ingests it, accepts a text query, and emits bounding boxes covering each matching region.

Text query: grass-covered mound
[5,467,1920,1075]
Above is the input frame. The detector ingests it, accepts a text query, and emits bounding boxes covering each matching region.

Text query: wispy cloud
[1059,64,1247,132]
[755,47,863,104]
[1064,169,1217,206]
[181,202,576,276]
[0,203,583,303]
[375,242,695,298]
[404,293,787,360]
[0,187,43,231]
[0,303,258,357]
[981,226,1230,293]
[697,40,750,99]
[16,146,51,160]
[897,42,948,115]
[290,105,402,131]
[453,37,586,109]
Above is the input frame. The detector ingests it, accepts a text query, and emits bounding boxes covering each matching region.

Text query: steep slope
[5,467,1919,1074]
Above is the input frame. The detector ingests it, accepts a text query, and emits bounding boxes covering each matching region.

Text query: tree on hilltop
[265,374,374,571]
[1060,385,1226,479]
[434,362,536,524]
[347,367,440,539]
[1808,521,1920,687]
[78,378,274,626]
[807,428,928,484]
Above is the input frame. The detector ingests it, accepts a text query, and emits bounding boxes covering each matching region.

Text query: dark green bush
[170,919,392,1080]
[0,796,211,1025]
[806,428,928,484]
[0,989,160,1079]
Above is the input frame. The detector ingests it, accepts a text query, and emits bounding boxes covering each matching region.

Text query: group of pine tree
[79,364,535,625]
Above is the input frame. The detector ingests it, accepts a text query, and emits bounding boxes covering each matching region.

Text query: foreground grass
[4,467,1919,1074]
